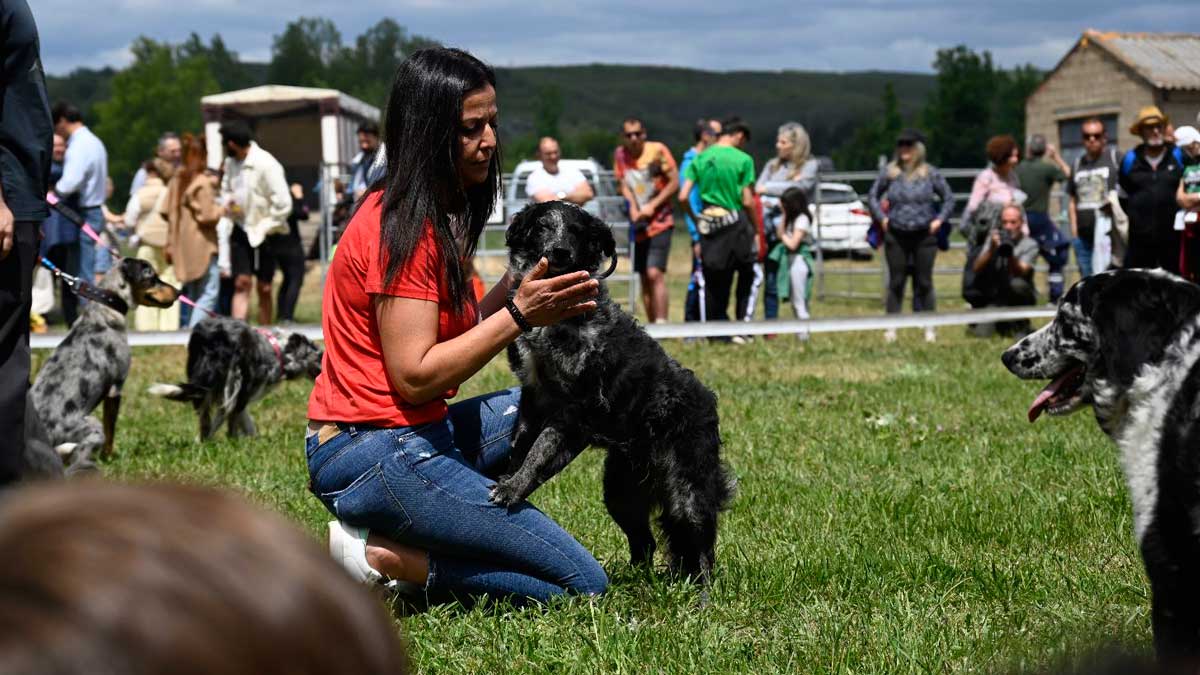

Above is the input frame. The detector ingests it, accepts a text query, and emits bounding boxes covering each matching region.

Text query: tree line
[46,17,1044,199]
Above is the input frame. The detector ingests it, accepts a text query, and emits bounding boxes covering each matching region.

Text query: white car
[808,182,873,257]
[504,159,625,225]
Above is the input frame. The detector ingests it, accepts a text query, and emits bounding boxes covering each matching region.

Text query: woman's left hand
[929,219,942,234]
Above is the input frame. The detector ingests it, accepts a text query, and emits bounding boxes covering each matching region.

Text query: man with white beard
[1119,105,1186,273]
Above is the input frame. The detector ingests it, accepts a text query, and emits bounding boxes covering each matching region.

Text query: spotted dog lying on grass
[1003,269,1200,666]
[493,201,735,586]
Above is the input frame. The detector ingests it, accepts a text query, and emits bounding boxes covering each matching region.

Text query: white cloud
[32,0,1200,75]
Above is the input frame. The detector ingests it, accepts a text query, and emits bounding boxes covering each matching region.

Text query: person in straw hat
[1118,105,1186,273]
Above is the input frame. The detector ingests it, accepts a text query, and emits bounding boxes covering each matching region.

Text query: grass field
[31,230,1145,673]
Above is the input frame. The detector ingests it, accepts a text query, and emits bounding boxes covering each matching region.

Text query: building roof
[1083,30,1200,91]
[201,85,380,121]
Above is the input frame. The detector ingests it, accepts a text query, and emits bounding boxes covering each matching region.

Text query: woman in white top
[754,122,819,321]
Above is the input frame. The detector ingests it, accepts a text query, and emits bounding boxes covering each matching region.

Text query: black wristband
[506,297,533,332]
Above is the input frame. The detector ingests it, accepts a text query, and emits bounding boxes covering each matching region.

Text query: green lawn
[33,229,1141,673]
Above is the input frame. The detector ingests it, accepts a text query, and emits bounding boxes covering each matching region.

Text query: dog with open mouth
[1002,269,1200,665]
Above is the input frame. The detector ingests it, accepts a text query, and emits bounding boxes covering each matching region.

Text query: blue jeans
[1072,238,1094,278]
[1026,210,1069,302]
[179,257,221,328]
[306,387,608,604]
[76,206,108,284]
[762,258,779,319]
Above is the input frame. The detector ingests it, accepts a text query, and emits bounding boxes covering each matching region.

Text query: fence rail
[30,307,1055,350]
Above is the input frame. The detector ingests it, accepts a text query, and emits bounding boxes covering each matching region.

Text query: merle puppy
[149,317,322,440]
[493,201,734,584]
[30,258,178,473]
[1002,269,1200,664]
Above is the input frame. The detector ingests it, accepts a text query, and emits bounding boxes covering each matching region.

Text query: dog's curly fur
[149,317,322,440]
[29,258,179,473]
[1003,269,1200,664]
[493,201,734,584]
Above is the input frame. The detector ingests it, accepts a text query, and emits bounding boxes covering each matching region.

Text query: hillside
[495,65,935,166]
[47,63,935,170]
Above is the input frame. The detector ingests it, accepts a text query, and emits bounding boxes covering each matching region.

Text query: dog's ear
[595,213,616,259]
[1088,272,1200,385]
[119,257,138,284]
[506,204,536,251]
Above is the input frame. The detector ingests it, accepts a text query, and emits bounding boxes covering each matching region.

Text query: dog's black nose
[549,247,572,266]
[1000,348,1017,372]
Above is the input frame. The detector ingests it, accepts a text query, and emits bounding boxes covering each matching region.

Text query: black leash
[39,256,129,315]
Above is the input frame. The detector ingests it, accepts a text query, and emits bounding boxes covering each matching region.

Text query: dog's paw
[489,477,526,507]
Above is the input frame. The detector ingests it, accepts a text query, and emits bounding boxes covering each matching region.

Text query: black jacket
[1119,144,1184,243]
[0,0,52,221]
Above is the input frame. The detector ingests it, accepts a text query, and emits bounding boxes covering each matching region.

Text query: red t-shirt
[308,194,478,426]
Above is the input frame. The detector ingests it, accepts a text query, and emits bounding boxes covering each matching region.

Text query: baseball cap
[1174,125,1200,147]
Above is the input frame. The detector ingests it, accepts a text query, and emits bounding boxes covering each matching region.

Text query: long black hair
[779,186,811,231]
[377,47,502,312]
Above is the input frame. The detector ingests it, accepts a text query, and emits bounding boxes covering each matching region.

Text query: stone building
[1026,30,1200,164]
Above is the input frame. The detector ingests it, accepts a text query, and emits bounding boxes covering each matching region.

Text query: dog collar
[595,255,618,280]
[78,284,129,315]
[256,328,284,371]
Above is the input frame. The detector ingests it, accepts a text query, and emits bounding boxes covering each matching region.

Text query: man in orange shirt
[615,117,679,323]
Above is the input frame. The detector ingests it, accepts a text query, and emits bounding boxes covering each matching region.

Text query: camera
[994,227,1015,257]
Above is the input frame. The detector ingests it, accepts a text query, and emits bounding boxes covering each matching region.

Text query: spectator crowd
[19,82,1200,346]
[30,113,389,332]
[528,104,1200,343]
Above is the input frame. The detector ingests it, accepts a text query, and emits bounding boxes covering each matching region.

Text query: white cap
[1176,125,1200,147]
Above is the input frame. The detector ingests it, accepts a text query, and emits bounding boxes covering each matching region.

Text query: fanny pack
[696,205,740,236]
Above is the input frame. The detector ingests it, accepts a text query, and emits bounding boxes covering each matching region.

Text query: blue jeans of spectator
[76,206,107,286]
[762,258,779,320]
[179,257,221,328]
[1026,210,1069,302]
[306,387,608,604]
[1072,237,1093,279]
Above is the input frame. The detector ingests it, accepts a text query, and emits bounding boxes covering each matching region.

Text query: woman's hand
[880,217,889,233]
[929,218,942,234]
[512,258,598,326]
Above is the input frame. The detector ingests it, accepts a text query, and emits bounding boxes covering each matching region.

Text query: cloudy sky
[34,0,1198,76]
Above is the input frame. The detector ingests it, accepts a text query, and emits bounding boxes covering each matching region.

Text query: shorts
[255,232,304,283]
[633,228,672,273]
[230,225,254,278]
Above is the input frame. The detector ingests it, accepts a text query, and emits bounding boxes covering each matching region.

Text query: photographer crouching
[963,203,1038,337]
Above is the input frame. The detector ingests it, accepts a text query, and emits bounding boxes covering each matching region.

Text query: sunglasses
[896,140,915,148]
[1082,133,1104,141]
[623,131,645,139]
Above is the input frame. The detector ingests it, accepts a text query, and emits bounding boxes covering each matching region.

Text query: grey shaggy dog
[494,201,735,585]
[149,317,323,441]
[29,258,179,473]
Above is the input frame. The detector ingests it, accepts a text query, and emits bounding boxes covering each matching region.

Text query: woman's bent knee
[571,564,609,596]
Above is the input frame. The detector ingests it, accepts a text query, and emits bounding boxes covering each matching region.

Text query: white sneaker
[730,335,748,345]
[328,520,386,585]
[883,328,897,343]
[924,326,937,343]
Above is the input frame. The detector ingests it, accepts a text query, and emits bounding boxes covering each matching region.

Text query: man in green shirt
[1015,134,1071,302]
[677,119,757,334]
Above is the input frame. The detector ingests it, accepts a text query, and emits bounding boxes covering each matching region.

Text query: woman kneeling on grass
[306,47,607,603]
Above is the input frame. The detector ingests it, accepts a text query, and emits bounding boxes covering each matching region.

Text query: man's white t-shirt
[525,165,587,199]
